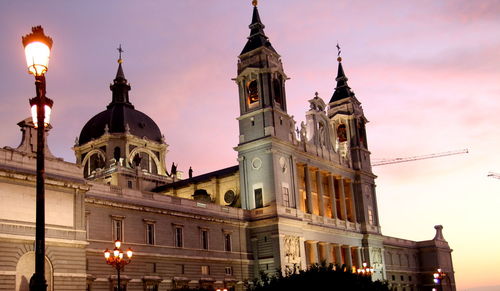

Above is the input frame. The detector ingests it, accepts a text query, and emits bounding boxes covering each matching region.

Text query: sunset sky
[0,1,499,290]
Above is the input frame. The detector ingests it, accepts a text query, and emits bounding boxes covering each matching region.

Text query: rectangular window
[368,209,374,225]
[224,233,232,252]
[282,186,290,208]
[112,219,123,241]
[225,266,233,276]
[175,264,184,275]
[145,285,158,291]
[201,265,210,275]
[146,223,155,245]
[175,227,183,248]
[200,229,209,250]
[254,188,263,208]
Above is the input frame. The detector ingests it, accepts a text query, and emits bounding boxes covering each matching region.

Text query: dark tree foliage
[250,263,389,291]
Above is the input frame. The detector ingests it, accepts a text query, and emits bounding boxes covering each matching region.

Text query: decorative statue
[300,121,307,142]
[188,166,193,179]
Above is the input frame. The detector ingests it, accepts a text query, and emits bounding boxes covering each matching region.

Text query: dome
[78,104,162,146]
[78,61,163,146]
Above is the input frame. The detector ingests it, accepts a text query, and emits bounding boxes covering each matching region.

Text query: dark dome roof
[78,104,162,146]
[78,61,163,146]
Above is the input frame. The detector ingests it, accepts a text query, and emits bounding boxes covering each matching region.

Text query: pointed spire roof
[329,56,355,103]
[240,1,277,55]
[109,47,133,109]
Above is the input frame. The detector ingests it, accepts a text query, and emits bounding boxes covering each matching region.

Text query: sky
[0,1,499,290]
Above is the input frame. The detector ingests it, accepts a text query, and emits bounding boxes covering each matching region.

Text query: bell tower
[235,1,297,210]
[327,53,381,233]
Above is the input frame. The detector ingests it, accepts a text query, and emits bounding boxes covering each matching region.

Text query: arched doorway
[16,251,53,291]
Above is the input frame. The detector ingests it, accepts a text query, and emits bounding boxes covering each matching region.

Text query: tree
[250,263,389,291]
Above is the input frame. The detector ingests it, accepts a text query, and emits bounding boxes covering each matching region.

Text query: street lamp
[22,25,54,291]
[104,240,133,291]
[357,262,374,276]
[433,268,446,291]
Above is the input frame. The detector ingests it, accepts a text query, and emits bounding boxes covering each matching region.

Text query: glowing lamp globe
[30,103,52,128]
[22,26,53,76]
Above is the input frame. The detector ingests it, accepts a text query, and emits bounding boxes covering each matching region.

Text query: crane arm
[487,172,500,179]
[372,149,468,167]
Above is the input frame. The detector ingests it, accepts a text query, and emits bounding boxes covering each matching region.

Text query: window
[200,229,209,250]
[254,188,263,208]
[112,218,123,241]
[175,264,185,275]
[145,284,158,291]
[282,186,290,208]
[146,262,157,273]
[146,223,155,245]
[225,266,233,276]
[224,233,232,252]
[401,275,404,281]
[201,265,210,275]
[368,209,374,225]
[337,124,347,142]
[175,226,183,248]
[247,80,259,104]
[409,275,412,281]
[127,180,133,189]
[391,275,395,281]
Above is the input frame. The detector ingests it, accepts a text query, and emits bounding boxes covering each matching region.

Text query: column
[338,178,348,221]
[325,244,333,264]
[251,237,260,277]
[328,175,338,219]
[355,247,362,268]
[299,237,307,270]
[344,246,353,267]
[334,244,342,265]
[347,181,358,223]
[316,170,325,217]
[304,165,313,214]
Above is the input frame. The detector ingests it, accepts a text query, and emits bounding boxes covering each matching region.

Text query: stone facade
[0,3,456,291]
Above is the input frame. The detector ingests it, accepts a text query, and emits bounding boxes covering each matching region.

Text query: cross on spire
[117,44,124,63]
[336,42,342,62]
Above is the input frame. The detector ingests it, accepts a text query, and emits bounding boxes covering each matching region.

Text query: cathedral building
[0,2,455,291]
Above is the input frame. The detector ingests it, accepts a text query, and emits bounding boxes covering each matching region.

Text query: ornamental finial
[336,42,342,62]
[117,44,124,64]
[252,0,258,7]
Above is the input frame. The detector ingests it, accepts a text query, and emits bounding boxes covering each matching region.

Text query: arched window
[113,146,121,161]
[247,80,259,104]
[132,152,158,174]
[273,77,284,108]
[337,124,347,142]
[83,151,105,177]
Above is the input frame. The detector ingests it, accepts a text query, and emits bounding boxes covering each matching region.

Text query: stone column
[328,175,338,219]
[316,170,325,217]
[299,237,307,270]
[325,244,333,264]
[347,181,358,223]
[355,247,362,268]
[251,237,260,277]
[344,246,353,267]
[334,244,342,265]
[338,178,348,221]
[306,241,319,265]
[304,165,313,214]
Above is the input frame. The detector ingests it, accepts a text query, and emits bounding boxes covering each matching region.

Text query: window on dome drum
[224,233,232,252]
[337,124,347,142]
[84,152,105,177]
[132,152,158,174]
[247,80,259,104]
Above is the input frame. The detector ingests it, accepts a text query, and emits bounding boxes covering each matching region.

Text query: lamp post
[104,240,133,291]
[433,268,446,291]
[357,262,374,276]
[22,25,54,291]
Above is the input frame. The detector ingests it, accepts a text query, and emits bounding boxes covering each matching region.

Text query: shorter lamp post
[433,268,446,291]
[104,240,133,291]
[357,262,374,276]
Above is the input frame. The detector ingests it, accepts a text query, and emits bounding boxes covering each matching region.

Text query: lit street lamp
[104,240,133,291]
[22,25,54,291]
[433,268,446,291]
[357,262,374,276]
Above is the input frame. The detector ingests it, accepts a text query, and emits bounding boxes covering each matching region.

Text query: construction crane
[372,149,469,167]
[487,172,500,179]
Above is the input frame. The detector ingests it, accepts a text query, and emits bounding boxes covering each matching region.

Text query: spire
[108,45,133,108]
[329,45,355,103]
[240,1,277,55]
